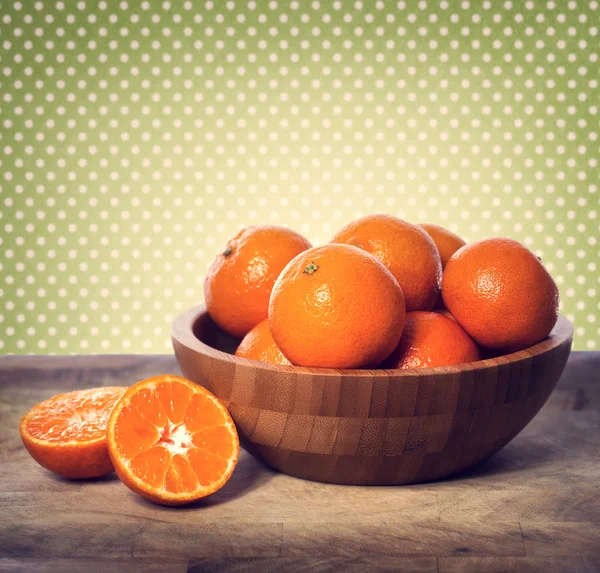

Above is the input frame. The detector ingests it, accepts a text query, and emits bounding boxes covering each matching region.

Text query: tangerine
[269,244,406,369]
[442,238,559,352]
[107,375,239,506]
[204,225,311,339]
[381,311,480,369]
[331,214,442,311]
[420,224,466,269]
[235,318,291,366]
[20,387,126,479]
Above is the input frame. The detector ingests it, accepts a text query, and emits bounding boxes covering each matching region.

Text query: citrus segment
[129,446,171,488]
[192,426,237,458]
[187,448,230,487]
[107,375,239,506]
[112,409,160,459]
[165,454,199,494]
[129,388,168,427]
[154,380,194,425]
[184,392,228,433]
[20,387,126,479]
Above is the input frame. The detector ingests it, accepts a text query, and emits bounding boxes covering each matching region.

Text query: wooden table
[1,354,599,573]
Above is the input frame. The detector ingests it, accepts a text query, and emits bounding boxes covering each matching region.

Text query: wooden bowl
[172,305,573,485]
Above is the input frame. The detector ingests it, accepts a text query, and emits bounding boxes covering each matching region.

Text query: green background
[0,0,598,354]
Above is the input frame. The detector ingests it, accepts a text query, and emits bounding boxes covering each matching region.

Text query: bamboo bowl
[172,305,573,485]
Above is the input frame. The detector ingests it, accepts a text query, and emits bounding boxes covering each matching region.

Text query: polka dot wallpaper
[0,0,598,354]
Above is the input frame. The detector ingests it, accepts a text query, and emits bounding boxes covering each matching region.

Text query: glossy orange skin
[442,238,559,352]
[381,312,480,369]
[204,225,312,339]
[331,215,442,311]
[420,224,466,269]
[20,387,126,479]
[269,244,406,369]
[235,318,291,366]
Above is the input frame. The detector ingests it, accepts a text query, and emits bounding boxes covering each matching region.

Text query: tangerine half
[106,375,239,506]
[20,387,126,479]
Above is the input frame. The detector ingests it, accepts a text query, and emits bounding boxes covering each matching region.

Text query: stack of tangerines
[204,215,559,370]
[19,214,559,506]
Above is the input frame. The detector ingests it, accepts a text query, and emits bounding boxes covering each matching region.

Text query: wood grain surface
[1,352,599,573]
[172,307,574,485]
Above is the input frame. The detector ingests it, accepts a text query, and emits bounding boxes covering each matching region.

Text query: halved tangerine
[20,386,127,479]
[106,375,239,506]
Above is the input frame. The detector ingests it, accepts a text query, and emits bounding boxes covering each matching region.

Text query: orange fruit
[381,311,480,369]
[235,318,291,366]
[420,224,466,268]
[331,214,442,311]
[435,308,456,322]
[107,375,239,506]
[204,225,312,339]
[20,387,126,479]
[269,244,406,369]
[442,238,559,352]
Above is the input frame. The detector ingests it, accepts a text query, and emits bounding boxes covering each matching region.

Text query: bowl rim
[172,305,573,378]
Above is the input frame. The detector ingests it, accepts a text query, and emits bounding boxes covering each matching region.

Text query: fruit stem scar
[223,246,233,256]
[304,262,319,275]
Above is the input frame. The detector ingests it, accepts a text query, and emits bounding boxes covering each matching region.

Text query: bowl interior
[192,312,240,356]
[187,307,572,376]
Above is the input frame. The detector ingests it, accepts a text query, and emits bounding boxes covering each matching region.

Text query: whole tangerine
[381,311,480,369]
[204,225,312,339]
[420,224,466,269]
[269,244,406,369]
[331,214,442,311]
[442,237,559,352]
[235,318,291,366]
